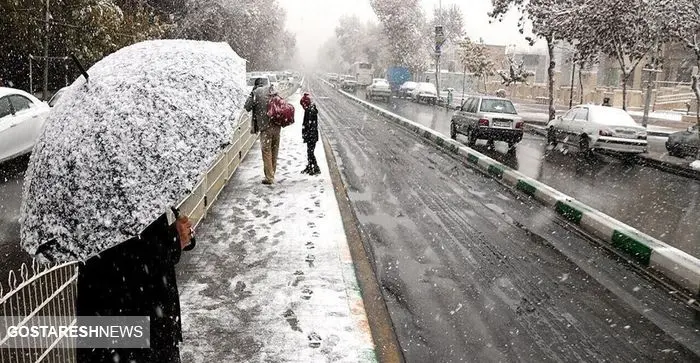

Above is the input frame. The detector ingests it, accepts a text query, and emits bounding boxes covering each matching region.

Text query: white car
[410,82,438,104]
[546,105,648,154]
[0,87,50,163]
[365,78,392,102]
[399,81,418,98]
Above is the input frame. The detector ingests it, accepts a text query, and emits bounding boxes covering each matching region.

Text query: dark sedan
[665,124,699,158]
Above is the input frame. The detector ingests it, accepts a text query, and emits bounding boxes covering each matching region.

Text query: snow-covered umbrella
[20,40,248,263]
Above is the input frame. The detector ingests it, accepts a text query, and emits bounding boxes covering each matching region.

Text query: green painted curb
[487,164,504,179]
[555,201,583,224]
[467,154,479,164]
[516,180,537,196]
[611,230,652,265]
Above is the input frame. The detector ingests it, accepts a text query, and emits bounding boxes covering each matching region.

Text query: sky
[281,0,541,66]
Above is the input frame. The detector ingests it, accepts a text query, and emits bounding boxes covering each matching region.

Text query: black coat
[302,104,319,144]
[76,213,184,362]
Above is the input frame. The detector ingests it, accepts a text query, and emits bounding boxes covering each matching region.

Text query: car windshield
[374,80,389,86]
[345,76,356,81]
[402,82,417,88]
[480,99,517,114]
[587,107,638,126]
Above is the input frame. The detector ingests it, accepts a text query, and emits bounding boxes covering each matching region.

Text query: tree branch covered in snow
[370,0,431,74]
[662,0,700,130]
[175,0,296,70]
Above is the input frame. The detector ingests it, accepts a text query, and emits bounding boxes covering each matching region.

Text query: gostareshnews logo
[0,316,150,348]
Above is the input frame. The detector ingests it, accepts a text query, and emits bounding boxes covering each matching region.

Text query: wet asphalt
[311,78,699,362]
[350,92,700,259]
[0,155,32,281]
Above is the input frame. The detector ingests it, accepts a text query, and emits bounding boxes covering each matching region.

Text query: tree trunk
[547,38,556,121]
[621,72,628,111]
[579,63,584,104]
[693,74,700,129]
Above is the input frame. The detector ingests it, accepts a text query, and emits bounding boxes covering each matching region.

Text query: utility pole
[642,39,661,128]
[43,0,50,101]
[435,0,443,103]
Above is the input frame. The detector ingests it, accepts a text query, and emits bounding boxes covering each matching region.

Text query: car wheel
[667,145,683,157]
[579,136,592,156]
[450,123,457,140]
[466,127,477,147]
[547,127,558,145]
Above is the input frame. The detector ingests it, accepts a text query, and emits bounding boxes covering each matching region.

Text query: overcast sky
[281,0,540,66]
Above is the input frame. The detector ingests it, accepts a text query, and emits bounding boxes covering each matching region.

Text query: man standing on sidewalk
[245,78,280,185]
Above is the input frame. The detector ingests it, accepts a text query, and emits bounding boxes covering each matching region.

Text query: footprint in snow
[307,332,322,348]
[301,287,313,300]
[305,242,315,250]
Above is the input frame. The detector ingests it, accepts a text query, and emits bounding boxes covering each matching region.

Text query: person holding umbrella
[19,40,250,363]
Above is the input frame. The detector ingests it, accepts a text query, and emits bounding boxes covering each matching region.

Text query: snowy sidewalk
[176,92,376,362]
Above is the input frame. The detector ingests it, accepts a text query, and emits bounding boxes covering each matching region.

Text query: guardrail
[0,83,299,362]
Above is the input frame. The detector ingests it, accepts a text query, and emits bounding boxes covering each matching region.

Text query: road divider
[320,78,700,297]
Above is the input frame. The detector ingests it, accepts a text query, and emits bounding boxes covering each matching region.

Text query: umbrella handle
[171,206,196,251]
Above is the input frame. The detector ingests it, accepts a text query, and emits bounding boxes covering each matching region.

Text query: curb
[320,78,700,297]
[322,134,405,363]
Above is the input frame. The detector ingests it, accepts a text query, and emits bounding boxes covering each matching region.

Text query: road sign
[435,26,445,50]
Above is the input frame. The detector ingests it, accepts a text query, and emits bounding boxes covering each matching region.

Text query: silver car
[450,96,524,148]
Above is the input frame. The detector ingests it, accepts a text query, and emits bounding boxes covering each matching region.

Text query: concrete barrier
[321,78,700,296]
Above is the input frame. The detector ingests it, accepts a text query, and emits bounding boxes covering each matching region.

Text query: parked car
[410,82,438,104]
[450,96,523,148]
[665,124,699,158]
[340,75,358,92]
[365,78,392,102]
[246,76,270,93]
[399,81,418,98]
[546,105,647,154]
[328,73,339,83]
[0,87,50,164]
[48,87,67,107]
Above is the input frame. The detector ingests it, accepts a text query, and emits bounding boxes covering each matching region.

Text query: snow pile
[20,40,248,262]
[691,160,700,171]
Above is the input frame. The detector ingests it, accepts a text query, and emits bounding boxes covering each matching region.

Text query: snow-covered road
[310,78,700,361]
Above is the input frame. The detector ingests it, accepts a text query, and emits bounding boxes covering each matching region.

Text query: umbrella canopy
[20,40,248,262]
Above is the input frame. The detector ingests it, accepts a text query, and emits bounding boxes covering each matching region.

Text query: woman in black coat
[76,213,192,363]
[301,93,320,175]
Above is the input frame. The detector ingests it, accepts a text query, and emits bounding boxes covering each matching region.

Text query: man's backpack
[267,93,295,127]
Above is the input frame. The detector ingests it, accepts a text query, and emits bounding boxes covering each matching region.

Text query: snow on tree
[370,0,431,75]
[0,0,169,92]
[430,4,465,46]
[335,15,367,65]
[490,0,580,121]
[457,37,495,92]
[569,0,666,111]
[498,57,534,86]
[663,0,700,130]
[174,0,296,70]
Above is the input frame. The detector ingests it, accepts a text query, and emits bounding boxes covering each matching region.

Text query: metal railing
[0,261,79,363]
[0,84,299,362]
